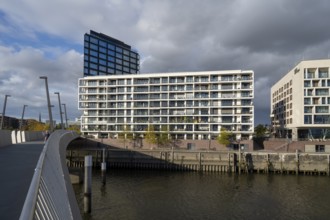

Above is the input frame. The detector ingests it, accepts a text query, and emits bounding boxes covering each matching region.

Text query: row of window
[304,97,330,105]
[304,88,329,96]
[84,55,138,66]
[304,115,330,124]
[79,100,254,108]
[81,77,252,86]
[84,35,139,59]
[304,68,329,79]
[304,106,329,113]
[304,79,330,88]
[84,68,136,76]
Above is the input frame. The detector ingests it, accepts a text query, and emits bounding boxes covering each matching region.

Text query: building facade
[78,70,254,141]
[271,59,330,140]
[83,30,139,76]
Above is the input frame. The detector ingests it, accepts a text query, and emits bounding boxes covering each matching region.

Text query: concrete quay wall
[66,148,330,175]
[242,152,330,175]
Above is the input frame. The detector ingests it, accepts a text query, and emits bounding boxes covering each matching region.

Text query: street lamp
[62,103,68,128]
[20,105,28,130]
[40,76,54,131]
[1,95,11,130]
[54,92,64,129]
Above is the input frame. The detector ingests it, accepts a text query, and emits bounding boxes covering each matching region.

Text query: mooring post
[295,150,299,175]
[238,148,241,175]
[101,148,107,185]
[199,152,202,172]
[328,154,330,176]
[84,155,92,213]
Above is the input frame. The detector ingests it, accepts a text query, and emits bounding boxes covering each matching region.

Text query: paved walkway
[0,142,44,220]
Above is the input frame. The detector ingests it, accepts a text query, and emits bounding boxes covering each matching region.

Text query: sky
[1,0,330,125]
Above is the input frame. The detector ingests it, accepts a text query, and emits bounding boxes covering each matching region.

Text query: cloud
[1,0,330,125]
[0,45,82,122]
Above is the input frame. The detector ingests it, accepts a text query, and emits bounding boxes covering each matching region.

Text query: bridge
[0,130,81,220]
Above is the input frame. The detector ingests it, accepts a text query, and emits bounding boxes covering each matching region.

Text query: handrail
[20,130,82,220]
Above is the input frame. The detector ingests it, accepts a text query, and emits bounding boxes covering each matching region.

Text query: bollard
[84,155,92,213]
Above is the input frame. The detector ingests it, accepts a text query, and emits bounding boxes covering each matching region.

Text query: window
[108,44,115,50]
[123,50,130,55]
[318,69,328,78]
[315,89,329,96]
[116,53,122,58]
[116,58,122,64]
[315,145,325,152]
[304,98,311,105]
[304,81,311,87]
[315,106,328,113]
[314,115,330,124]
[90,37,98,44]
[99,47,106,53]
[90,57,98,63]
[90,63,98,69]
[90,50,98,57]
[116,47,123,53]
[304,115,312,124]
[304,107,312,113]
[90,43,98,50]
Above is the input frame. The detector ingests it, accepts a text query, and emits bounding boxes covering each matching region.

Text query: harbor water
[73,170,330,220]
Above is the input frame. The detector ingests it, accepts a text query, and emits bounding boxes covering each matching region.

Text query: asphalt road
[0,142,44,220]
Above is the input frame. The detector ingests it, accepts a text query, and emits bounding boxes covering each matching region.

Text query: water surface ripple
[73,170,330,220]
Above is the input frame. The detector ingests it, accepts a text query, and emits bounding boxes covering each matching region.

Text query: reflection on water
[73,170,330,220]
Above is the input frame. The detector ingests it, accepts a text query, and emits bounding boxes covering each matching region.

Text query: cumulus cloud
[1,0,330,124]
[0,45,82,121]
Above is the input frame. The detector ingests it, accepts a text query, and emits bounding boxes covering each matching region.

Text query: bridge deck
[0,142,44,220]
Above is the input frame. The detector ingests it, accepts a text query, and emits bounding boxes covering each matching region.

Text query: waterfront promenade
[0,142,44,220]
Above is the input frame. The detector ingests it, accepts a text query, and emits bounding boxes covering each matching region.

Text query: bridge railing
[20,130,82,220]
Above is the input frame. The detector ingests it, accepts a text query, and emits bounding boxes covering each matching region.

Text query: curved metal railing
[20,130,82,220]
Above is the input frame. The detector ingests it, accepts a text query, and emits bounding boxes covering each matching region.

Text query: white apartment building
[78,70,254,142]
[271,59,330,140]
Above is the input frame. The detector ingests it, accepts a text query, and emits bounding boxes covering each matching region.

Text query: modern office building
[270,59,330,140]
[83,30,139,76]
[78,70,254,142]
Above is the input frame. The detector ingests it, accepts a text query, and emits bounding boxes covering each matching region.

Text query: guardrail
[20,130,82,220]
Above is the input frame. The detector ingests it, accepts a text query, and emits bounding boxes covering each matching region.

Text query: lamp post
[1,95,11,130]
[20,105,28,130]
[40,76,54,132]
[54,92,64,129]
[62,103,68,128]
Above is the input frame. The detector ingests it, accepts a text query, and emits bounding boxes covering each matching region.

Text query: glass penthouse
[84,30,139,76]
[78,70,254,141]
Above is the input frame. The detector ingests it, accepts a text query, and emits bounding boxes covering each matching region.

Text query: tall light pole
[54,92,64,129]
[20,105,28,130]
[62,103,68,129]
[1,95,10,130]
[40,76,54,132]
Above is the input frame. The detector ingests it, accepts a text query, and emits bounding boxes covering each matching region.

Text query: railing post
[84,155,92,213]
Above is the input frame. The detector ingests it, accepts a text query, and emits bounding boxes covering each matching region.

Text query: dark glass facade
[84,30,139,76]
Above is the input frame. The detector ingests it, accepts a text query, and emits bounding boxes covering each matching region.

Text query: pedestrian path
[0,142,44,220]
